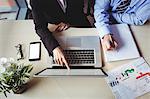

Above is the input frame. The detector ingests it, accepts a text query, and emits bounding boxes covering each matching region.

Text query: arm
[30,0,70,70]
[94,0,111,39]
[30,0,59,56]
[112,12,150,25]
[94,0,117,51]
[112,2,150,25]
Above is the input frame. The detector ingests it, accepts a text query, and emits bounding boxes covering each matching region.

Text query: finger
[54,59,57,64]
[55,25,60,32]
[58,25,66,32]
[103,44,108,51]
[109,35,113,43]
[53,56,57,64]
[54,54,60,65]
[63,24,69,30]
[62,57,70,70]
[56,25,62,32]
[60,25,65,31]
[110,41,116,51]
[56,58,60,65]
[59,57,63,66]
[57,22,65,30]
[55,23,64,31]
[114,41,118,49]
[102,40,107,51]
[59,57,64,65]
[54,58,58,64]
[105,40,112,50]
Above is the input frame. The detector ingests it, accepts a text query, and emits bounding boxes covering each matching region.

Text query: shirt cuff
[96,25,111,39]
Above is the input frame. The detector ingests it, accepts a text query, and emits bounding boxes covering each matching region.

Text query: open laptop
[34,35,106,77]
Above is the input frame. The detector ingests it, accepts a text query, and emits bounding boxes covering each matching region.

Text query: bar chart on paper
[106,57,150,99]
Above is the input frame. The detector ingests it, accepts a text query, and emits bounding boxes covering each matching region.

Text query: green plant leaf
[28,66,33,73]
[1,82,10,87]
[0,63,33,97]
[4,91,7,97]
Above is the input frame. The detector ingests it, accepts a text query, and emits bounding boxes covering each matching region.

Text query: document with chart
[104,24,140,62]
[105,57,150,99]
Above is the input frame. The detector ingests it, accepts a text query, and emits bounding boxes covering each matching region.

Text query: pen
[109,35,115,49]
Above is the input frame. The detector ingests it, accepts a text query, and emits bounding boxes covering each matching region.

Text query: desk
[0,20,150,99]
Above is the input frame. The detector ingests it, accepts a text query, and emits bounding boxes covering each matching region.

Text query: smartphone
[29,42,41,61]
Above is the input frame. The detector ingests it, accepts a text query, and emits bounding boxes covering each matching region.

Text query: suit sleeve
[30,0,59,56]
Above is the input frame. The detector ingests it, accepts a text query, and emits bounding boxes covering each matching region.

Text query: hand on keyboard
[53,46,70,70]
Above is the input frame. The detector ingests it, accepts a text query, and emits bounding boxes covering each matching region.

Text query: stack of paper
[106,57,150,99]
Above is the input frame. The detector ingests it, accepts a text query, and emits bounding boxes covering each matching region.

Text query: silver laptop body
[34,36,106,77]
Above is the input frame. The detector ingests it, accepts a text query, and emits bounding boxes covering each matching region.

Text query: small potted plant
[0,57,33,97]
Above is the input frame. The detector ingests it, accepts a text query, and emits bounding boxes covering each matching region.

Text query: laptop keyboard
[65,49,95,64]
[53,49,95,65]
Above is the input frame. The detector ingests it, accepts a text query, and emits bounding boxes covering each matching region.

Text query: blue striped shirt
[94,0,150,38]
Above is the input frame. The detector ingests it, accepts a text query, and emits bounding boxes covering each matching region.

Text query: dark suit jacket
[30,0,91,56]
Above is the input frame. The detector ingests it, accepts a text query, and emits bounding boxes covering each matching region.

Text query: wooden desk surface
[0,20,149,99]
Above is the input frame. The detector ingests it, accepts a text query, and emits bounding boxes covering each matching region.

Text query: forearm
[36,28,59,56]
[112,13,146,25]
[112,3,150,25]
[31,0,59,56]
[33,11,60,56]
[94,0,111,39]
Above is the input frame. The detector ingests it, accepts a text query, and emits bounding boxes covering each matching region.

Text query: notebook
[104,24,140,62]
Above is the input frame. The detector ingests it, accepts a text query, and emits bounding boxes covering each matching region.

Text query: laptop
[34,35,106,77]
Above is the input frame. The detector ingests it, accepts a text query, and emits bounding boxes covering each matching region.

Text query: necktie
[116,0,131,13]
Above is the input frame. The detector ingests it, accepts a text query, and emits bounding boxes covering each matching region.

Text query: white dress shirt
[59,0,65,7]
[57,0,67,13]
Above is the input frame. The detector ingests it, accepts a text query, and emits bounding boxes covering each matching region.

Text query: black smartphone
[29,42,41,61]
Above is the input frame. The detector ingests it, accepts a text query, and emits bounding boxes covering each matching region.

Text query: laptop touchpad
[66,37,81,47]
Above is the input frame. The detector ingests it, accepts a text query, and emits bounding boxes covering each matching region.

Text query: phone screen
[29,42,41,61]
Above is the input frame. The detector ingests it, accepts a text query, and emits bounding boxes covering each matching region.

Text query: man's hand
[47,22,70,32]
[53,46,70,70]
[55,22,70,32]
[102,34,118,51]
